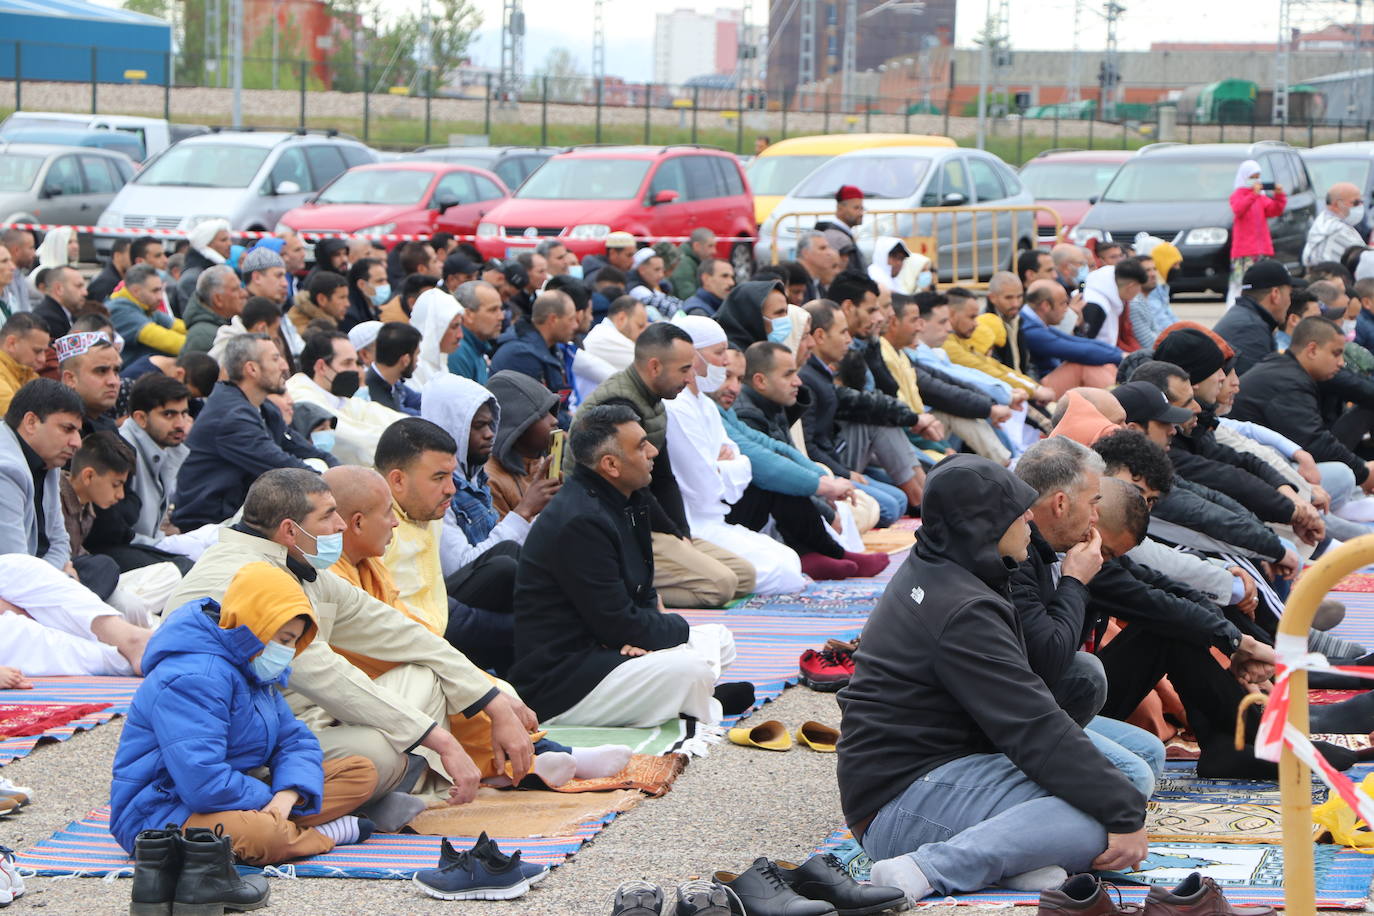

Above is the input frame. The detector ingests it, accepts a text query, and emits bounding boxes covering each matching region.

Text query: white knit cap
[672,314,727,349]
[188,218,231,250]
[632,246,659,269]
[347,320,383,352]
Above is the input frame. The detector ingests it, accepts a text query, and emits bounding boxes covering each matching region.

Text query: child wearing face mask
[1227,158,1286,305]
[110,562,378,866]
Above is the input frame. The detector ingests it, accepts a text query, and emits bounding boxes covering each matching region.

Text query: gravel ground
[1,685,978,916]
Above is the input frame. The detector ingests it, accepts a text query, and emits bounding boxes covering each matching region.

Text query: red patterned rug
[0,702,113,739]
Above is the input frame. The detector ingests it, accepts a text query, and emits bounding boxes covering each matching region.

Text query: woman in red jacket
[1227,159,1286,304]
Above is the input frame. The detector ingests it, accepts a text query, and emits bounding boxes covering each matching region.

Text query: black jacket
[837,456,1145,836]
[798,356,850,476]
[1167,444,1294,525]
[1211,296,1277,376]
[510,465,689,720]
[1231,351,1368,484]
[87,263,123,304]
[715,280,782,351]
[1152,478,1287,562]
[914,361,995,419]
[171,382,336,530]
[32,295,72,339]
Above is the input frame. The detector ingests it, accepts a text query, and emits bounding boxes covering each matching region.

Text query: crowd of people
[4,171,1374,908]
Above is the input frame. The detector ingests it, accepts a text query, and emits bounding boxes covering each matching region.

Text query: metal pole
[424,69,433,146]
[541,75,549,146]
[1087,113,1093,149]
[363,63,370,142]
[824,90,831,133]
[737,87,745,153]
[1016,114,1023,164]
[595,78,603,143]
[904,98,911,133]
[298,60,306,128]
[230,0,243,127]
[1120,119,1127,149]
[1053,112,1059,147]
[975,0,991,150]
[13,43,19,113]
[865,96,872,131]
[781,89,789,140]
[91,46,98,114]
[484,73,492,136]
[644,82,652,144]
[164,50,172,120]
[692,87,699,143]
[271,0,280,90]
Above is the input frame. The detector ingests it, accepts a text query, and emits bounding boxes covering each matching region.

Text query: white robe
[665,385,806,594]
[582,319,636,374]
[0,554,133,676]
[285,373,407,468]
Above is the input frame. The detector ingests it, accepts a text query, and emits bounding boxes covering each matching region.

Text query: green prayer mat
[544,718,692,756]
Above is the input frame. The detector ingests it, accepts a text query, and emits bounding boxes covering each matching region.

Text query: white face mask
[698,361,728,393]
[1346,204,1366,227]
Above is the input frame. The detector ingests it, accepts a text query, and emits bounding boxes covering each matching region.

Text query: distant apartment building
[653,8,744,87]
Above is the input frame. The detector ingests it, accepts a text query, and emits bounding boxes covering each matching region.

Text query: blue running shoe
[413,840,530,901]
[471,832,550,886]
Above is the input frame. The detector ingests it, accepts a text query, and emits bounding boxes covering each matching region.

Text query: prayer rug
[18,805,613,878]
[549,753,687,797]
[1145,801,1320,844]
[1333,573,1374,594]
[0,702,112,738]
[1321,591,1374,645]
[814,830,1374,908]
[0,676,139,766]
[1312,690,1365,706]
[406,787,644,838]
[542,719,694,758]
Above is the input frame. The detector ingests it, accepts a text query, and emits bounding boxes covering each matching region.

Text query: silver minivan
[95,130,375,256]
[0,141,135,226]
[755,146,1038,282]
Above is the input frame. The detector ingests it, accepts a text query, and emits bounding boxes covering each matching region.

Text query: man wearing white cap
[348,320,383,369]
[176,218,233,306]
[582,231,637,287]
[628,248,681,319]
[666,316,807,594]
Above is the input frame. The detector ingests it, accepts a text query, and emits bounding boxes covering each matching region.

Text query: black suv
[1069,141,1316,294]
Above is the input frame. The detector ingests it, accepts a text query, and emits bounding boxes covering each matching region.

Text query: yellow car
[745,133,955,225]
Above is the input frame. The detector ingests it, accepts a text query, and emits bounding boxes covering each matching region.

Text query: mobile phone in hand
[548,429,566,480]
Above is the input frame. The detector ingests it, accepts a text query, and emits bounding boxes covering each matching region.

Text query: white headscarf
[672,314,727,349]
[31,226,75,274]
[1234,159,1262,190]
[410,287,464,388]
[188,218,230,265]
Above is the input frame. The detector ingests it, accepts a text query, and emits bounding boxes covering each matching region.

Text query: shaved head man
[325,466,400,567]
[1307,181,1368,266]
[986,272,1025,321]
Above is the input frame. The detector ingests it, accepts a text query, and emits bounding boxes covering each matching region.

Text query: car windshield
[317,169,433,205]
[1306,158,1371,198]
[516,158,651,200]
[747,154,831,196]
[1099,158,1241,202]
[791,156,932,200]
[1019,161,1123,200]
[0,115,86,134]
[135,143,271,188]
[0,155,42,192]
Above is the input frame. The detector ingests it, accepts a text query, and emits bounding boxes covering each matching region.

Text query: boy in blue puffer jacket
[111,562,377,865]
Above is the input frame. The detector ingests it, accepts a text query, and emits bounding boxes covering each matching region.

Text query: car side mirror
[434,190,461,213]
[942,192,967,207]
[41,184,62,199]
[275,180,301,195]
[1088,195,1099,205]
[652,189,680,205]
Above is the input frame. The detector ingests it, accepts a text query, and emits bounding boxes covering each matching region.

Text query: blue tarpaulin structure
[0,0,172,85]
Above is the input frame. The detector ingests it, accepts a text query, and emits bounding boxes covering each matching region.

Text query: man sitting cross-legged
[162,468,538,816]
[510,404,740,727]
[323,464,632,794]
[840,455,1148,904]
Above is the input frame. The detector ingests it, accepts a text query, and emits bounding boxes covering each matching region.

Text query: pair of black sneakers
[611,854,907,916]
[129,824,269,916]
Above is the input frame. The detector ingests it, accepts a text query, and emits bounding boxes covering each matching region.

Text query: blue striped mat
[0,677,139,766]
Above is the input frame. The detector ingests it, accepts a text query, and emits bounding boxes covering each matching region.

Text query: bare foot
[0,666,32,689]
[90,615,152,676]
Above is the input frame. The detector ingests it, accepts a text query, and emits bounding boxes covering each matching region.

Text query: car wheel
[731,242,754,282]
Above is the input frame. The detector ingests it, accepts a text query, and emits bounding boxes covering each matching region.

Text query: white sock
[314,815,361,845]
[571,744,633,779]
[870,855,932,904]
[533,751,577,787]
[999,865,1068,891]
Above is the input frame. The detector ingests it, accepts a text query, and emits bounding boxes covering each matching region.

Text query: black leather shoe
[713,858,838,916]
[611,879,664,915]
[173,826,270,915]
[776,854,909,915]
[676,878,733,915]
[130,825,182,916]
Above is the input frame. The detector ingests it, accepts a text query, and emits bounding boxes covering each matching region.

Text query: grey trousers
[837,421,919,486]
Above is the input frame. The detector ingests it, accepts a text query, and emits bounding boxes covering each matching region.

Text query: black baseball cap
[1241,260,1293,292]
[1111,381,1194,426]
[443,252,478,278]
[501,260,530,290]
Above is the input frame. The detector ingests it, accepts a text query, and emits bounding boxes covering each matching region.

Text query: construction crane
[498,0,525,106]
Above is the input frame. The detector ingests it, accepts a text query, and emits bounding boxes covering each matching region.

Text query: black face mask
[329,368,361,398]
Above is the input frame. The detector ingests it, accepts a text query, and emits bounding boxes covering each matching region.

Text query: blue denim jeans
[862,753,1110,896]
[1086,717,1164,799]
[855,478,907,527]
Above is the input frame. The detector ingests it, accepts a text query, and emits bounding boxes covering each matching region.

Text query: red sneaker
[799,646,855,692]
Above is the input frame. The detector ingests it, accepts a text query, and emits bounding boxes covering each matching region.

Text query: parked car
[474,144,757,276]
[1016,149,1133,246]
[0,142,136,227]
[278,161,509,246]
[1,128,146,164]
[95,129,376,257]
[407,146,557,191]
[1300,142,1374,203]
[756,146,1036,282]
[1069,141,1316,294]
[746,133,956,226]
[0,112,209,161]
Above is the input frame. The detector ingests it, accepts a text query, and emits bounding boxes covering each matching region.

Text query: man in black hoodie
[839,455,1147,904]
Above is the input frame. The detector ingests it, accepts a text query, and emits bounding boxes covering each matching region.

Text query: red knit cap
[835,185,864,202]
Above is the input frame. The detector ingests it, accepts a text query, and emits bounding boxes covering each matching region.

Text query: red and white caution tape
[1257,633,1374,827]
[0,221,756,246]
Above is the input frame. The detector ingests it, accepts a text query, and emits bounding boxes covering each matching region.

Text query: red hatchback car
[474,145,757,273]
[279,161,510,243]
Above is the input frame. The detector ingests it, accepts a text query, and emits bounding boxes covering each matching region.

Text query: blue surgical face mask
[294,523,343,570]
[250,640,296,683]
[917,270,933,291]
[767,315,793,344]
[1076,265,1090,283]
[311,430,336,454]
[566,264,584,280]
[370,283,392,306]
